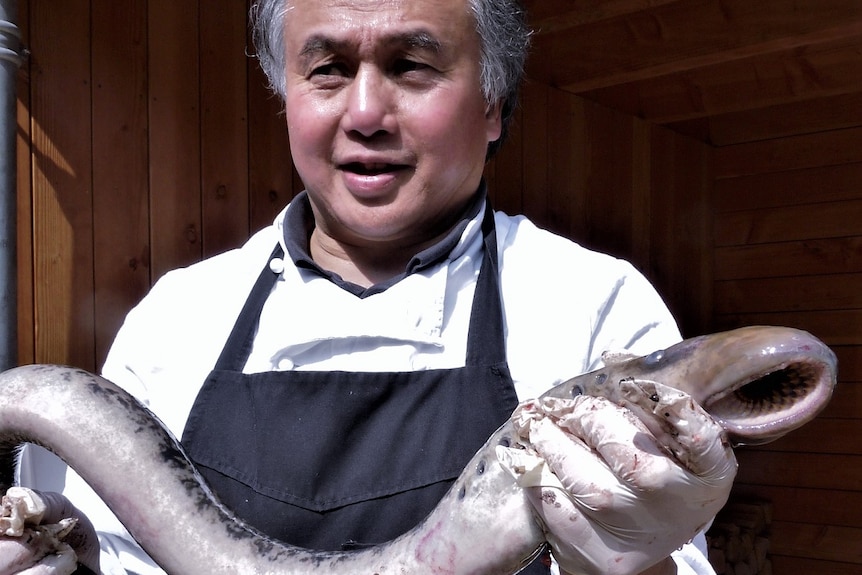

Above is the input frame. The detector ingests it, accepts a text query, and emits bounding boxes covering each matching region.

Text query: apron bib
[181,205,550,572]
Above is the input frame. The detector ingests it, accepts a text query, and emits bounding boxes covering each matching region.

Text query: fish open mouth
[703,354,836,446]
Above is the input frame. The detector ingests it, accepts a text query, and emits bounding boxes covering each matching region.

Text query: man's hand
[498,381,736,575]
[0,488,100,575]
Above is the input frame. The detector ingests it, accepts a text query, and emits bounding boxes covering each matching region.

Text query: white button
[278,358,294,370]
[269,258,285,274]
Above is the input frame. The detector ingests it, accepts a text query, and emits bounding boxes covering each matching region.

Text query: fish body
[0,326,837,574]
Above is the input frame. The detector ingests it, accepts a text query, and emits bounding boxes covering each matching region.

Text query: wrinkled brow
[298,29,443,62]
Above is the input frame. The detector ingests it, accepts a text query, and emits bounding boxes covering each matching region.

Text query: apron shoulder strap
[465,203,506,366]
[213,244,284,372]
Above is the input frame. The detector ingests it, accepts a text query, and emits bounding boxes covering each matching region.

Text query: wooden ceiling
[521,0,862,146]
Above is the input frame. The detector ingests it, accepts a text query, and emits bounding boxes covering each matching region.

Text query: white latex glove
[0,487,100,575]
[498,380,737,575]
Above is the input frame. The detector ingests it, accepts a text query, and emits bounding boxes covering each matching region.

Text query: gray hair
[249,0,531,157]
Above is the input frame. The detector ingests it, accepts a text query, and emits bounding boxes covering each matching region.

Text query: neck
[297,188,485,288]
[308,228,447,288]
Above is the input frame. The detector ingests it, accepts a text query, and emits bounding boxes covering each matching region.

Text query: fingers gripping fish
[0,326,837,574]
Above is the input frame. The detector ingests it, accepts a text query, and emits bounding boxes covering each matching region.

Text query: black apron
[181,206,550,573]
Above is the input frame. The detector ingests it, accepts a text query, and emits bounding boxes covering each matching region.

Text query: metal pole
[0,0,21,371]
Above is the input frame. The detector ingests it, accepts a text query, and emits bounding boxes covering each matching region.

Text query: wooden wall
[17,0,298,370]
[486,81,713,338]
[712,129,862,572]
[13,2,858,574]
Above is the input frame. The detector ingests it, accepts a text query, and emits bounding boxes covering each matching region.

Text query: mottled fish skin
[0,326,837,574]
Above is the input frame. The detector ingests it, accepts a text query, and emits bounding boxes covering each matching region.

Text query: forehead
[284,0,477,52]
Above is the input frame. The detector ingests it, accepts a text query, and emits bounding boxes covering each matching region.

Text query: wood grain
[201,0,249,258]
[147,0,202,280]
[91,0,150,369]
[29,0,95,368]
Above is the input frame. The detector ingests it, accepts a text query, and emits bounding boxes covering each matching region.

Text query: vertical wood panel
[247,46,295,232]
[645,127,677,320]
[642,126,714,337]
[546,88,585,240]
[29,0,95,369]
[520,81,549,225]
[201,0,249,257]
[91,0,150,369]
[148,0,201,280]
[672,133,712,335]
[15,1,33,365]
[490,100,523,215]
[583,100,634,260]
[511,87,713,338]
[630,120,652,271]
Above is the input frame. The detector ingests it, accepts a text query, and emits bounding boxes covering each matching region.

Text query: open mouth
[342,162,404,176]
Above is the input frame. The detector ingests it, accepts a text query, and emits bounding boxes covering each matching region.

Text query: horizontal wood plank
[581,34,862,124]
[714,273,862,314]
[833,346,862,382]
[524,0,685,32]
[731,484,862,527]
[770,556,862,575]
[715,126,862,178]
[819,381,860,420]
[715,199,862,247]
[714,309,862,346]
[530,0,862,92]
[714,161,862,213]
[744,418,862,455]
[734,451,862,490]
[698,90,862,147]
[714,238,862,280]
[769,520,862,564]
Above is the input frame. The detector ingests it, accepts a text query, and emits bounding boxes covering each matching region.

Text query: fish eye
[645,349,665,366]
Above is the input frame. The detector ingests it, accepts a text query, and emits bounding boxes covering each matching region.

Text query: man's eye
[310,63,349,78]
[392,59,431,75]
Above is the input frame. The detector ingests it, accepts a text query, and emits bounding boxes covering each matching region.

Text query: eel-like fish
[0,326,837,574]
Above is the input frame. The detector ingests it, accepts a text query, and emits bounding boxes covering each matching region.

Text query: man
[5,0,731,573]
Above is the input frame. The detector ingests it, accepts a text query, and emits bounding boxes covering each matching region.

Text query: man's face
[283,0,502,250]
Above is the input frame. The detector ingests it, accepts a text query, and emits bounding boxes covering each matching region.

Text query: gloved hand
[0,487,100,575]
[498,380,737,575]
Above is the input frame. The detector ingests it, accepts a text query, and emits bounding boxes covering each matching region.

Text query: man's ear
[485,100,503,142]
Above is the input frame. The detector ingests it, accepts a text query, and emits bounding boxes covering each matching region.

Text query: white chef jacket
[19,197,714,575]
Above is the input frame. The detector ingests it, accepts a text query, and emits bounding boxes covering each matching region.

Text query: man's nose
[342,66,396,138]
